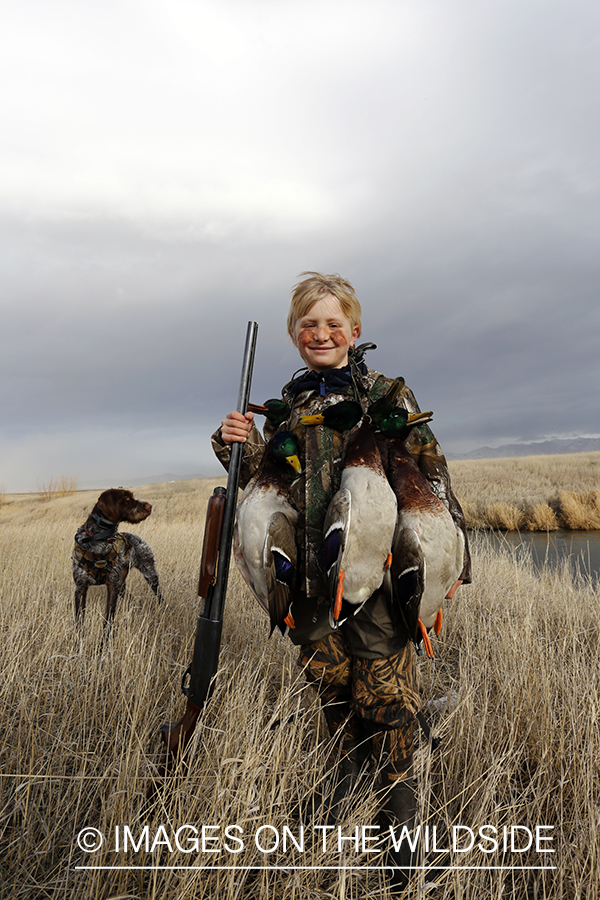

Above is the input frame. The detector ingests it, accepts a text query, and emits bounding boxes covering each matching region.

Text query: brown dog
[72,488,163,624]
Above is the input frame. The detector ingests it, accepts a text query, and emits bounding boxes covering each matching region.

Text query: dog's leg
[117,565,129,599]
[105,564,130,624]
[145,570,163,602]
[105,578,120,623]
[130,538,163,602]
[75,583,88,624]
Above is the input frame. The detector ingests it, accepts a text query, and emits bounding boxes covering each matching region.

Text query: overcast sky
[1,0,599,492]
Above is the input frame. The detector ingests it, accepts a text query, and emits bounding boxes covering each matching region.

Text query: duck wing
[323,422,398,627]
[264,510,297,636]
[407,510,464,629]
[382,436,464,656]
[234,479,298,625]
[233,487,270,614]
[323,488,351,624]
[390,524,425,645]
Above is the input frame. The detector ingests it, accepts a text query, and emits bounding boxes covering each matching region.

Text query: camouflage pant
[299,631,421,779]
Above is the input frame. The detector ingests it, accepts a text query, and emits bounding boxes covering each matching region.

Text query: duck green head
[367,378,406,428]
[377,408,433,439]
[299,400,363,432]
[270,431,302,474]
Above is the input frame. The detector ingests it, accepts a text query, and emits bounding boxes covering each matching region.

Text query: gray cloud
[1,0,599,491]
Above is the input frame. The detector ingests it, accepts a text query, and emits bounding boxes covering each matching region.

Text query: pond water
[471,530,600,583]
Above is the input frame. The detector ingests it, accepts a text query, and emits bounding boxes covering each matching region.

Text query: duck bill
[248,402,268,415]
[299,413,324,426]
[407,410,433,427]
[385,377,406,404]
[286,454,302,474]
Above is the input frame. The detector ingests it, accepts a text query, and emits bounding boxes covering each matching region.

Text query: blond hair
[287,272,362,338]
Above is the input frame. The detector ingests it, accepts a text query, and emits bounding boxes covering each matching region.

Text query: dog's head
[95,489,153,525]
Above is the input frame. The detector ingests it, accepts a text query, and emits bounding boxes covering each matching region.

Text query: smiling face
[291,294,360,372]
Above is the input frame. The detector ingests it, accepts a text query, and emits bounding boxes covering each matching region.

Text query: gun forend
[197,487,226,598]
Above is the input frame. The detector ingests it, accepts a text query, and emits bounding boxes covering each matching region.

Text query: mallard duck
[378,427,465,658]
[367,379,435,441]
[323,420,398,627]
[300,399,363,432]
[376,406,434,440]
[248,399,291,428]
[268,431,302,473]
[367,378,406,429]
[234,431,301,635]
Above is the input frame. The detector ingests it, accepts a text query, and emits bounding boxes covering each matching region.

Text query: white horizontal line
[76,865,557,872]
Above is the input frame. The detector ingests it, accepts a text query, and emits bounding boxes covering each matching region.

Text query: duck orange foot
[418,619,434,658]
[333,570,345,621]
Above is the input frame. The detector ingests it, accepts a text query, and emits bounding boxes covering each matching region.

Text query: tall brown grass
[0,479,598,898]
[449,451,600,531]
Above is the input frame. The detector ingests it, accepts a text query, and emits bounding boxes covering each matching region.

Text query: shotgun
[160,320,258,767]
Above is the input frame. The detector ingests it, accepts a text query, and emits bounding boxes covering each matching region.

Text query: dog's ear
[95,489,124,523]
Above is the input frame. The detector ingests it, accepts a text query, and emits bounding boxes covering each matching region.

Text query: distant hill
[104,439,600,487]
[123,472,214,486]
[448,437,600,460]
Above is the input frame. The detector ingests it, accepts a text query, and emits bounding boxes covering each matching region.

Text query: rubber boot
[308,740,370,825]
[379,769,418,892]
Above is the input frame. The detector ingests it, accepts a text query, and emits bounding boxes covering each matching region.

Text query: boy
[213,272,471,886]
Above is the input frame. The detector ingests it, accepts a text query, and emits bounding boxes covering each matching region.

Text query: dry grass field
[449,452,600,531]
[0,475,599,899]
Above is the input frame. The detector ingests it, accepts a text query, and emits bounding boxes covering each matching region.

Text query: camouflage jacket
[212,366,471,601]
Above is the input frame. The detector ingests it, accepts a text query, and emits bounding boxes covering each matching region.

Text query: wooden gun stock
[159,487,226,760]
[158,321,258,777]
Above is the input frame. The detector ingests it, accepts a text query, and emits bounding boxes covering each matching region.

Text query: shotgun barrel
[159,320,258,763]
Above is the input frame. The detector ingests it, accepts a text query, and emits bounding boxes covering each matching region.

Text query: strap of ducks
[244,378,443,655]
